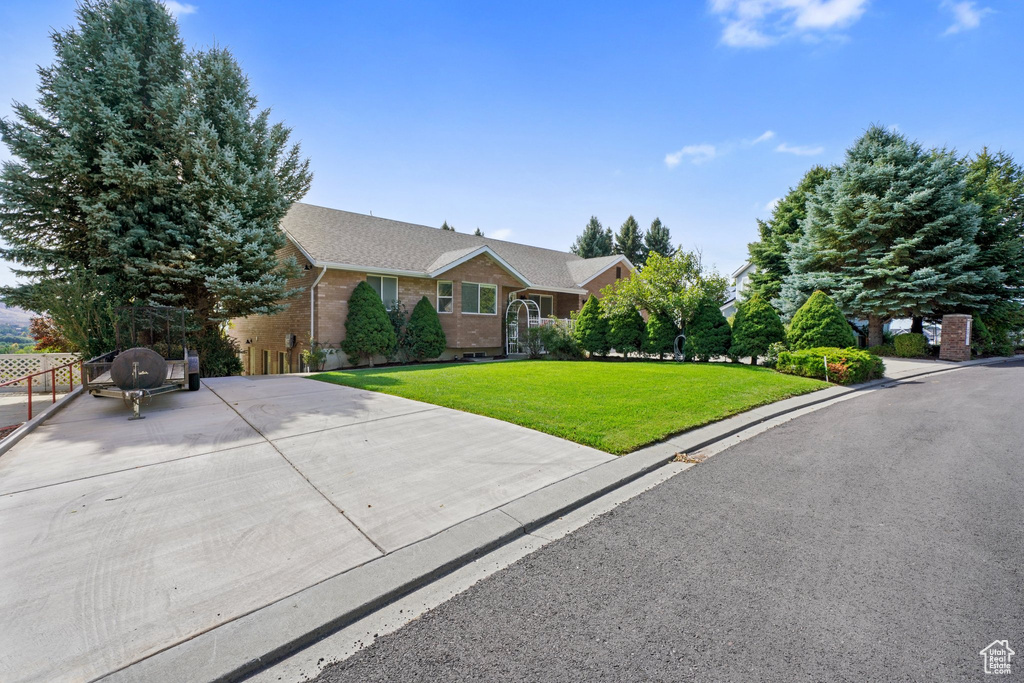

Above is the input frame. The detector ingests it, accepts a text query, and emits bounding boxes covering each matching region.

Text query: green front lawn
[310,360,827,454]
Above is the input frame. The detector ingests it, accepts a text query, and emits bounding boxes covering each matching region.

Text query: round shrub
[407,296,447,361]
[683,299,732,361]
[341,281,397,367]
[643,310,678,359]
[893,332,927,358]
[539,320,583,360]
[787,290,855,350]
[730,296,786,365]
[607,306,645,357]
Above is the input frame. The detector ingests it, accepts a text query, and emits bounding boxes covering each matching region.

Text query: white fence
[0,353,80,392]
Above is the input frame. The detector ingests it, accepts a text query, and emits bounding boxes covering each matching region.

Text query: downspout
[309,265,328,343]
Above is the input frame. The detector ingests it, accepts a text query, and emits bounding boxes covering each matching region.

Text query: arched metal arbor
[505,298,541,355]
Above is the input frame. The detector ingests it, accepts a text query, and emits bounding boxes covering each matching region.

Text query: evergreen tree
[441,221,455,231]
[643,310,678,359]
[407,296,447,361]
[473,227,484,236]
[643,218,673,263]
[341,281,397,366]
[571,216,613,258]
[745,166,831,303]
[730,296,785,365]
[613,215,644,266]
[786,290,855,350]
[607,306,645,358]
[573,295,610,357]
[780,126,989,347]
[683,299,732,361]
[0,0,310,372]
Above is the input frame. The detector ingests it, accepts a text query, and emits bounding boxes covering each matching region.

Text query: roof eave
[575,255,636,287]
[428,246,531,287]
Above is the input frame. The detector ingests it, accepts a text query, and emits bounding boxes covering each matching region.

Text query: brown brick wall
[939,314,972,362]
[227,241,314,375]
[583,260,631,299]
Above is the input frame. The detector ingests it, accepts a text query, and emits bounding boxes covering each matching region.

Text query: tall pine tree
[0,0,311,372]
[779,126,990,347]
[571,216,613,258]
[643,218,673,263]
[745,166,831,303]
[613,215,644,265]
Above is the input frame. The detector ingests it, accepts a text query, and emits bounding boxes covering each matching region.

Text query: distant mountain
[0,303,34,328]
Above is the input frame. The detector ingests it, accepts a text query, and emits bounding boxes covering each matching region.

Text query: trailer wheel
[188,372,201,392]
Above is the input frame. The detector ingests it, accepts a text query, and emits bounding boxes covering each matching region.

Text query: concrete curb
[97,356,1017,683]
[0,386,83,458]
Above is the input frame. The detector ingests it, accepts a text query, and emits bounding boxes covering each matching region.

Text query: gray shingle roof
[281,203,631,292]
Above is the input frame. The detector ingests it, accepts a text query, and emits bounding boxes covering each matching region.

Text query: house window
[461,282,497,315]
[367,275,398,310]
[437,281,453,313]
[616,266,622,279]
[528,294,553,319]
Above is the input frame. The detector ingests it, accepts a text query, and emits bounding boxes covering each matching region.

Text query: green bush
[970,314,1013,356]
[893,332,927,358]
[643,310,678,359]
[193,327,242,377]
[867,343,898,357]
[730,296,786,365]
[341,281,397,367]
[683,299,732,361]
[385,300,410,363]
[607,306,645,358]
[574,295,610,357]
[763,341,787,369]
[524,327,545,359]
[776,346,885,385]
[406,296,447,361]
[539,321,583,360]
[787,291,855,350]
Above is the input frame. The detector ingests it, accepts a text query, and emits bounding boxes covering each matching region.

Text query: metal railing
[0,358,83,429]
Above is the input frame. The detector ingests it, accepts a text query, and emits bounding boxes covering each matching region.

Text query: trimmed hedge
[893,332,927,358]
[776,346,885,385]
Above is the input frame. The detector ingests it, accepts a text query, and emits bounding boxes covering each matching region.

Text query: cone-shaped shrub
[730,295,786,365]
[607,306,645,358]
[574,295,610,357]
[787,290,855,350]
[643,310,678,359]
[341,281,397,366]
[684,299,732,361]
[407,296,447,361]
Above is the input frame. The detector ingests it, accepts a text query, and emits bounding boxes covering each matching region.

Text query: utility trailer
[83,305,200,419]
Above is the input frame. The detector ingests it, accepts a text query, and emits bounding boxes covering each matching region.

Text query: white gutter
[309,265,327,342]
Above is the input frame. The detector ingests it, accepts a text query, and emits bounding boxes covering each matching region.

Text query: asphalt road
[312,361,1024,682]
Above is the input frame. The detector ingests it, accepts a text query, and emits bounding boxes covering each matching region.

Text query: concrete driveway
[0,375,612,683]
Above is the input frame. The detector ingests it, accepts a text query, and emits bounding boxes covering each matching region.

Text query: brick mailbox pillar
[939,314,972,362]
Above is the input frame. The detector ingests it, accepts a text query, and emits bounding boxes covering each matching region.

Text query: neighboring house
[229,203,634,373]
[720,261,756,319]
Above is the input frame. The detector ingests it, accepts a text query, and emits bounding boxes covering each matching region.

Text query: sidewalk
[0,356,1012,682]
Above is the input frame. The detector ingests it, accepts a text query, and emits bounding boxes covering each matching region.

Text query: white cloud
[752,130,776,144]
[665,144,717,168]
[765,197,782,212]
[709,0,868,48]
[490,228,513,240]
[942,1,992,35]
[163,1,197,16]
[775,142,824,156]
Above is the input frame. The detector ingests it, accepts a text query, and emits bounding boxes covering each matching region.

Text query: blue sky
[2,0,1022,288]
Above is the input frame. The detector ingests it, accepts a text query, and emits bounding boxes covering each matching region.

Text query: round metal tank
[110,347,167,391]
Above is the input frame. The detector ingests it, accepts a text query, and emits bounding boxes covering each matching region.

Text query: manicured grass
[309,360,827,454]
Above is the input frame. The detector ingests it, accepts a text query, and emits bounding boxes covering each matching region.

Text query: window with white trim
[367,275,398,310]
[528,294,553,319]
[461,282,497,315]
[437,281,453,313]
